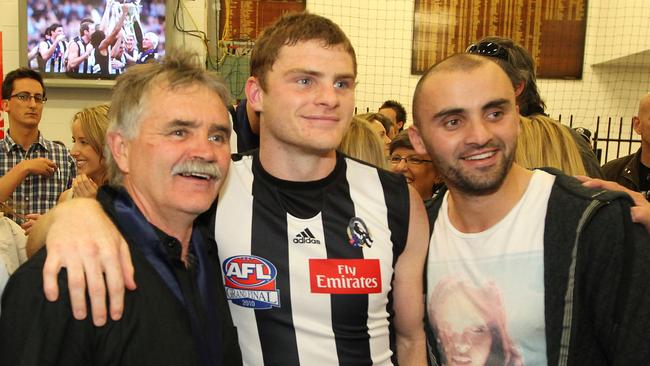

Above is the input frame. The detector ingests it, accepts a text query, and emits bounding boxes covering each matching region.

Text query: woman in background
[25,104,110,257]
[516,114,587,175]
[355,112,394,155]
[59,104,110,202]
[339,116,389,169]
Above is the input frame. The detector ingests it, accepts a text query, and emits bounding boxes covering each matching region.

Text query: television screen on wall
[21,0,166,85]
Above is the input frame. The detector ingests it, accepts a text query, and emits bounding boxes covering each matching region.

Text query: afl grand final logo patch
[222,255,281,309]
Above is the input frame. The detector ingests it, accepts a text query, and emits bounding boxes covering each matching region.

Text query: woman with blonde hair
[516,114,587,176]
[338,116,389,169]
[59,104,110,202]
[355,112,394,154]
[25,104,110,256]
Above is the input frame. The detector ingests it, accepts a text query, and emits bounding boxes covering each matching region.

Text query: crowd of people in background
[26,0,165,76]
[1,9,650,366]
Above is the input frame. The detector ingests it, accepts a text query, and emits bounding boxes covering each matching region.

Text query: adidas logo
[292,228,321,244]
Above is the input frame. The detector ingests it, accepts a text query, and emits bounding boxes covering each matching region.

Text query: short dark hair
[389,130,413,155]
[251,12,356,91]
[80,19,93,35]
[2,67,46,100]
[46,23,63,36]
[380,100,407,124]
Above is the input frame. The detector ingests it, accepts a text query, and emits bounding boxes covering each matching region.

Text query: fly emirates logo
[309,259,382,294]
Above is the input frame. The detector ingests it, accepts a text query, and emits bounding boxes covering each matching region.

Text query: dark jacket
[602,147,641,191]
[426,168,650,365]
[0,187,242,366]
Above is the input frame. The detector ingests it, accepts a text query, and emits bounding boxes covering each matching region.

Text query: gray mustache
[171,160,222,180]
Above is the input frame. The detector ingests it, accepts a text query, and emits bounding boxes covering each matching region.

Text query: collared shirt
[0,132,76,223]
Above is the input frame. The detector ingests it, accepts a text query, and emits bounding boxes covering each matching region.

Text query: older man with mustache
[0,52,242,366]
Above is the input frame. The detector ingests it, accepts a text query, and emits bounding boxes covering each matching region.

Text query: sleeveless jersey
[215,151,410,365]
[43,39,67,73]
[73,37,93,74]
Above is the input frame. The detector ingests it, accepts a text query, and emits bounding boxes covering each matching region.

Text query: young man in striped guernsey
[409,53,650,365]
[36,12,430,366]
[214,13,429,365]
[66,19,96,75]
[38,23,68,74]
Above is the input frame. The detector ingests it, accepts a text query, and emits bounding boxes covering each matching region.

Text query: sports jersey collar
[251,149,345,191]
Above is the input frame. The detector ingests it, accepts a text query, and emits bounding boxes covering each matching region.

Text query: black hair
[2,67,46,100]
[380,100,407,124]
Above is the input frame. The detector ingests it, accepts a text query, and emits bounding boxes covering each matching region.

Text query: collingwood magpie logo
[347,217,373,248]
[293,228,321,244]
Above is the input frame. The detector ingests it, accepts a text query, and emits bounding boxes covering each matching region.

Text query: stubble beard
[433,140,516,197]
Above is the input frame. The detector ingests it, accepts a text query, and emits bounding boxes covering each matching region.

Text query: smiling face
[125,35,135,51]
[2,78,45,130]
[411,61,519,196]
[247,40,356,158]
[142,36,153,50]
[71,119,104,183]
[111,83,231,224]
[390,147,438,199]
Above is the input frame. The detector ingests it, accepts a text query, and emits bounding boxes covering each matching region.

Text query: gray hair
[105,50,232,186]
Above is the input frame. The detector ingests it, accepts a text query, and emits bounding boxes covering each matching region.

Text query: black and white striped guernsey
[215,151,410,365]
[43,39,67,73]
[73,37,93,74]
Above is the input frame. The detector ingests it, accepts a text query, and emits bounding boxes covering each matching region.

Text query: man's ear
[1,99,9,113]
[245,76,264,113]
[515,81,525,97]
[408,125,428,155]
[633,116,642,135]
[106,131,130,175]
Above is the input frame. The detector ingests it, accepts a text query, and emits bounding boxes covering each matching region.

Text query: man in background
[602,92,650,198]
[0,68,75,227]
[379,99,407,133]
